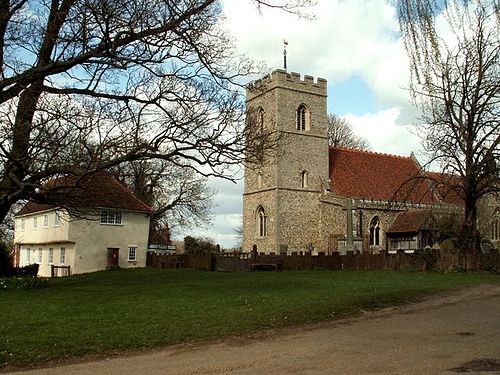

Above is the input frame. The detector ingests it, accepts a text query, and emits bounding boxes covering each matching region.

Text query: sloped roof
[387,210,435,234]
[426,172,463,205]
[329,147,436,203]
[16,173,153,216]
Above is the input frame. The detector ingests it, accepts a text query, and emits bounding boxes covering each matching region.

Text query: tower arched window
[257,206,267,237]
[370,216,382,246]
[258,107,265,133]
[492,208,500,240]
[296,104,310,131]
[300,170,308,188]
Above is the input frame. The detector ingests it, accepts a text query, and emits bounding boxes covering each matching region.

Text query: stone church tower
[242,70,330,253]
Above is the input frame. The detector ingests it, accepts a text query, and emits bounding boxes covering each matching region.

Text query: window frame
[54,211,61,227]
[43,214,49,228]
[33,216,38,230]
[38,248,43,263]
[128,246,137,262]
[258,107,265,133]
[60,247,66,265]
[100,209,123,225]
[369,216,382,246]
[296,104,310,131]
[48,248,54,264]
[257,206,267,237]
[300,170,308,188]
[492,208,500,240]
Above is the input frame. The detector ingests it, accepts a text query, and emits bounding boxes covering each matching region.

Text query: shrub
[0,276,48,290]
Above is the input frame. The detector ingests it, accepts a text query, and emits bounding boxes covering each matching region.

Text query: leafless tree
[0,0,312,224]
[396,0,500,253]
[327,114,370,150]
[114,159,214,236]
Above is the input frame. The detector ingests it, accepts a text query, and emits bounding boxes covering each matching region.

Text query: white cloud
[343,108,422,157]
[222,0,412,112]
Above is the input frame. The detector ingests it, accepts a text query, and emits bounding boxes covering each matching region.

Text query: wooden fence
[147,249,499,272]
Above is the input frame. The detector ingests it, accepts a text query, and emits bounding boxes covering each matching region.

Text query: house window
[60,247,66,264]
[33,216,38,229]
[100,209,122,225]
[21,218,25,230]
[54,211,61,226]
[300,170,308,188]
[128,246,137,262]
[38,248,43,263]
[48,248,54,264]
[26,248,31,263]
[491,208,500,240]
[370,216,382,246]
[43,214,49,228]
[296,104,309,131]
[257,206,267,237]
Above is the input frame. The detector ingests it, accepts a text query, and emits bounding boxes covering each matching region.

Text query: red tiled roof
[329,147,436,203]
[426,172,463,205]
[387,210,434,234]
[16,173,153,216]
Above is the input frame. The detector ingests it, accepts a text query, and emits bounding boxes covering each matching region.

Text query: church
[242,69,488,254]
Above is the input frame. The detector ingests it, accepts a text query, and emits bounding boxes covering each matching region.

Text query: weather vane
[283,40,288,70]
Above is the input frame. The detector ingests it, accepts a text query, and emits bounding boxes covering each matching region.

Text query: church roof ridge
[329,146,411,160]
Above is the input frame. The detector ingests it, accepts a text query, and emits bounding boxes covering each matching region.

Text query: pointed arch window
[370,216,381,246]
[296,104,310,131]
[258,107,265,133]
[257,206,267,237]
[492,208,500,240]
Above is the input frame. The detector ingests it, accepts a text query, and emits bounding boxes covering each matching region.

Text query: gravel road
[6,284,500,375]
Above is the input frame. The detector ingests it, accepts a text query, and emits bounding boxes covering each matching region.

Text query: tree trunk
[0,82,43,225]
[461,194,480,270]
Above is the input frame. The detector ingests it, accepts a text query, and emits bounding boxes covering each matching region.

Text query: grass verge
[0,268,498,370]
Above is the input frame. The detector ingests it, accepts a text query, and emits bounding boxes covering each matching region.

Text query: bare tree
[0,0,312,224]
[327,114,370,150]
[114,159,214,236]
[396,0,500,253]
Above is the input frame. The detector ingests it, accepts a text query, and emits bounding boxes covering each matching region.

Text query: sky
[177,0,425,248]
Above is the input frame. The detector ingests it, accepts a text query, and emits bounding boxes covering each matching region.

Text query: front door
[107,248,119,268]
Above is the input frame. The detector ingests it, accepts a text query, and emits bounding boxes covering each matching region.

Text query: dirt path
[7,284,500,375]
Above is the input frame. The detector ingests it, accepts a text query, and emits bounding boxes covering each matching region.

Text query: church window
[258,107,265,133]
[257,172,263,188]
[257,206,267,237]
[492,208,500,240]
[296,104,309,131]
[369,216,381,246]
[300,170,308,188]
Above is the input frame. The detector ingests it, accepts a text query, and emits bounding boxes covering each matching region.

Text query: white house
[13,173,153,276]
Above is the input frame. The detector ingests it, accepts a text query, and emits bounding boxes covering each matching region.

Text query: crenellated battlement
[247,69,327,100]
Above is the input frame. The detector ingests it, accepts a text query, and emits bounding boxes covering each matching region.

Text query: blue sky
[176,0,425,248]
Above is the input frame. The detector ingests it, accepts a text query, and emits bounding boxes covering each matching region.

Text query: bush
[13,263,39,277]
[0,276,48,290]
[184,236,218,256]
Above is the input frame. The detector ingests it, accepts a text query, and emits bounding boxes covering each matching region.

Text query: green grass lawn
[0,268,498,369]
